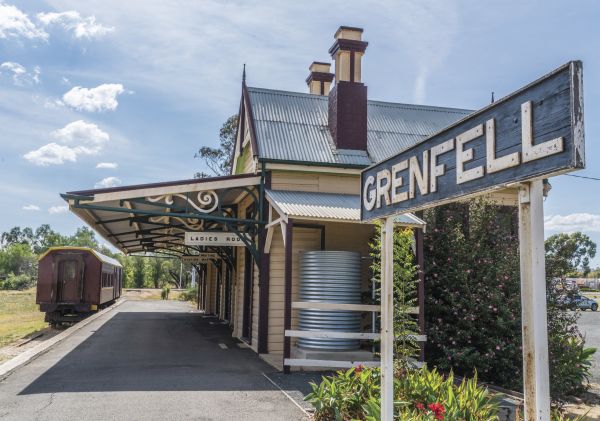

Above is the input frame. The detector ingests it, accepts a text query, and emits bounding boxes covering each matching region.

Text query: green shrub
[305,365,499,420]
[160,285,170,300]
[0,273,35,290]
[548,335,596,400]
[423,201,597,400]
[178,287,198,303]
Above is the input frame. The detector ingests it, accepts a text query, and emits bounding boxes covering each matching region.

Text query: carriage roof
[38,246,123,268]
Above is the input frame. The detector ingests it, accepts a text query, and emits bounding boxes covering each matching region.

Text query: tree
[133,257,147,288]
[1,226,34,247]
[68,227,99,249]
[545,232,596,278]
[195,114,238,176]
[369,223,420,362]
[32,224,66,254]
[0,242,37,278]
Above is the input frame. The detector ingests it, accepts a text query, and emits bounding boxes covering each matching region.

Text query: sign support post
[518,180,551,421]
[381,216,395,421]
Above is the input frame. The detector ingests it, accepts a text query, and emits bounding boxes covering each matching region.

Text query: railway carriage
[37,247,123,324]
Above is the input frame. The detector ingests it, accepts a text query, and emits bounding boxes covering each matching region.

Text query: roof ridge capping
[247,86,472,113]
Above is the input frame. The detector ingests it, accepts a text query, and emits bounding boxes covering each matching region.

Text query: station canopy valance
[61,173,264,258]
[265,190,425,227]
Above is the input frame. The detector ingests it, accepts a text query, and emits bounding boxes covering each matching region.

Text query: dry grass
[0,288,47,348]
[122,288,184,301]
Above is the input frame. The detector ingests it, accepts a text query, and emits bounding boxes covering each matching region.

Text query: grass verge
[0,288,47,348]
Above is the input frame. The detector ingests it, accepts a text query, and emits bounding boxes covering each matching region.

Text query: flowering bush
[423,200,596,400]
[305,365,499,420]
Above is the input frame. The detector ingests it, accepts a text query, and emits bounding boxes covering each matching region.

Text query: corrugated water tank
[298,250,362,351]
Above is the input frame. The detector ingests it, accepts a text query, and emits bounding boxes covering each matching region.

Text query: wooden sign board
[184,232,250,247]
[361,61,584,221]
[181,253,219,264]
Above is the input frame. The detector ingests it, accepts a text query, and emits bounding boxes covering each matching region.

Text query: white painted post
[518,180,551,421]
[380,217,394,421]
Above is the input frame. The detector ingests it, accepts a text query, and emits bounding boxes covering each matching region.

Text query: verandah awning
[61,173,264,258]
[265,190,425,226]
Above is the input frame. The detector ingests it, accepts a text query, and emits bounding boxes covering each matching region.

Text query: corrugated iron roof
[248,87,472,166]
[266,189,425,227]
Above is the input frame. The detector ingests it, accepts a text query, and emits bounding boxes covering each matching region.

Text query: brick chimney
[328,26,368,150]
[306,62,334,95]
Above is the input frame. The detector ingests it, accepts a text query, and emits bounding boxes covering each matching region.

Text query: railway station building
[62,26,511,371]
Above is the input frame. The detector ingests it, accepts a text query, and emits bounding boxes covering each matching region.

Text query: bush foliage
[305,366,499,421]
[423,200,596,400]
[369,224,420,361]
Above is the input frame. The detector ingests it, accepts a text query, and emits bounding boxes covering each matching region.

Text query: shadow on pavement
[19,310,280,394]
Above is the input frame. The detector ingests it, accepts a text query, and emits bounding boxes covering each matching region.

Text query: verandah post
[380,216,394,421]
[518,180,551,420]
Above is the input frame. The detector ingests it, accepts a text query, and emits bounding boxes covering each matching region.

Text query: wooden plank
[285,330,380,340]
[284,359,380,369]
[406,334,427,342]
[291,302,381,312]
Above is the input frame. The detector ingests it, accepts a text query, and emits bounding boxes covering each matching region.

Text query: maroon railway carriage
[37,246,123,324]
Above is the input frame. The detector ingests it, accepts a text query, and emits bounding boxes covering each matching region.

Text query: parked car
[559,294,598,311]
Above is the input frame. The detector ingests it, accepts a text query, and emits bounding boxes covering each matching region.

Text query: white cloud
[95,176,121,188]
[544,213,600,233]
[37,10,114,39]
[96,162,118,169]
[0,62,40,86]
[0,4,47,40]
[24,120,110,166]
[48,205,69,214]
[22,204,40,211]
[51,120,109,152]
[62,84,125,112]
[23,142,78,166]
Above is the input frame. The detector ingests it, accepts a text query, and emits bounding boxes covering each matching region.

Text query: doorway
[58,259,79,302]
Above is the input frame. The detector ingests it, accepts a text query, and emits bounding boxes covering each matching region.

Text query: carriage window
[63,260,77,282]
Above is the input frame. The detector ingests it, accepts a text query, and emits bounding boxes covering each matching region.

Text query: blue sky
[1,0,599,265]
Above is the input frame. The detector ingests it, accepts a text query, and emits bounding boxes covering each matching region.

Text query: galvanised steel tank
[298,251,362,351]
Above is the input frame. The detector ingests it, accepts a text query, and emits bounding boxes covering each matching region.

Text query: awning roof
[62,173,263,256]
[265,190,425,226]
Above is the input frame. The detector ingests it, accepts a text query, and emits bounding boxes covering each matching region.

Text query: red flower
[428,403,446,420]
[415,402,425,411]
[354,364,364,374]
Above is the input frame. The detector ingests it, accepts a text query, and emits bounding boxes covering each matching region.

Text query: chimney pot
[329,26,368,83]
[334,26,363,41]
[306,61,334,95]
